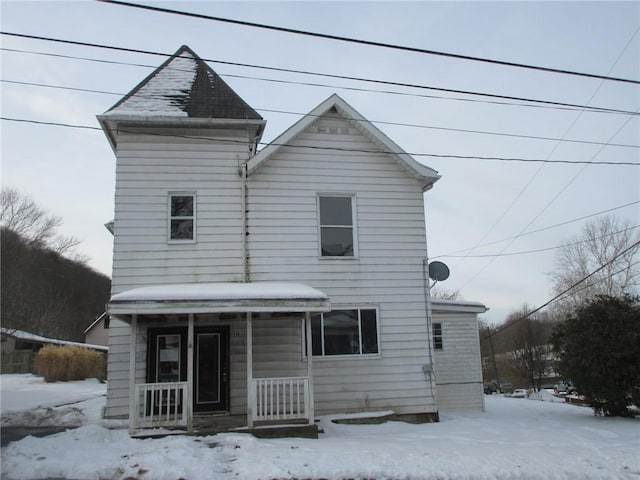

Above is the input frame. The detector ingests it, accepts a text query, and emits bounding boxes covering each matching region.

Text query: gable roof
[246,94,440,191]
[97,45,266,151]
[103,45,262,120]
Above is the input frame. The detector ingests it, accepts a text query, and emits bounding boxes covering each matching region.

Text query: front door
[194,327,229,412]
[148,326,229,414]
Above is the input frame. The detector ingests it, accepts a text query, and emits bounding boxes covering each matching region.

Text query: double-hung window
[169,193,196,242]
[309,308,379,356]
[318,195,357,257]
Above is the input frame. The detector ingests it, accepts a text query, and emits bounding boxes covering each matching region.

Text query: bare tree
[430,287,462,301]
[0,187,81,256]
[548,216,640,316]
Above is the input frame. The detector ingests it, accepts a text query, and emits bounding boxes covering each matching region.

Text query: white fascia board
[96,114,266,152]
[431,299,488,314]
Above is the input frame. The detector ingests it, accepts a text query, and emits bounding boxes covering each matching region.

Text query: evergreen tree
[551,295,640,416]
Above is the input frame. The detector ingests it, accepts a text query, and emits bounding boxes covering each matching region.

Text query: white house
[98,45,486,436]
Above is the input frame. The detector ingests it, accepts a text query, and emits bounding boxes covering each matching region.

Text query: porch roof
[108,282,330,316]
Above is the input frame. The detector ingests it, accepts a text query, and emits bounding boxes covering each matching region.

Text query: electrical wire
[432,200,640,258]
[483,239,640,339]
[4,78,639,150]
[3,47,638,117]
[97,0,640,85]
[2,116,639,167]
[440,225,639,259]
[2,32,637,116]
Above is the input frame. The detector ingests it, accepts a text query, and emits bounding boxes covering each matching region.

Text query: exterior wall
[432,309,484,411]
[105,126,253,418]
[247,112,436,416]
[85,320,109,347]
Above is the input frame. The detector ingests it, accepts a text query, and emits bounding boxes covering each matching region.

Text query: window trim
[303,306,381,359]
[433,322,443,350]
[168,192,197,244]
[316,193,358,259]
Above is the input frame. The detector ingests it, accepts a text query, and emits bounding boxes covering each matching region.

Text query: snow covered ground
[1,374,639,480]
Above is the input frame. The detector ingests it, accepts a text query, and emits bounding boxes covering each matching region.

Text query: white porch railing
[134,382,188,429]
[252,377,309,422]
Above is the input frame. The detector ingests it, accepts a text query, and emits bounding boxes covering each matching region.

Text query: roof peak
[103,45,262,121]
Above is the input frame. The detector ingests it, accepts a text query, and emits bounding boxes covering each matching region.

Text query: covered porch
[107,282,330,436]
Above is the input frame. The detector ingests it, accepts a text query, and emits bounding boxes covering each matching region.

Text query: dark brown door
[194,327,229,412]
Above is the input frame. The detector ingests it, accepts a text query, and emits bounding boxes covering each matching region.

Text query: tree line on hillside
[476,216,640,417]
[1,188,111,342]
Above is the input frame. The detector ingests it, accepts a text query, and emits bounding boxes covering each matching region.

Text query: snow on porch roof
[108,282,331,316]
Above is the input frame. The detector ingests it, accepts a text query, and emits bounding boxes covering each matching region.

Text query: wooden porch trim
[246,312,253,428]
[187,313,194,432]
[128,314,137,434]
[305,312,314,425]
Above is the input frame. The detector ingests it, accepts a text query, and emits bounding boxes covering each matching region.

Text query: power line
[484,239,640,339]
[4,78,640,150]
[97,0,640,85]
[2,116,639,167]
[3,47,638,117]
[2,32,637,116]
[433,200,640,258]
[440,225,640,259]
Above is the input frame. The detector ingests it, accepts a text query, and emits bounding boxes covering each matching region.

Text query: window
[169,193,195,242]
[433,322,443,350]
[318,195,356,257]
[309,308,379,356]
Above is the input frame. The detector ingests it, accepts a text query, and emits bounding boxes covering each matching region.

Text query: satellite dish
[428,261,450,282]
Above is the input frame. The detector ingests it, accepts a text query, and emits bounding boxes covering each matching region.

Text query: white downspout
[240,163,249,283]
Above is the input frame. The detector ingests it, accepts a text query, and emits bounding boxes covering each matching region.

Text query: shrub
[35,345,104,382]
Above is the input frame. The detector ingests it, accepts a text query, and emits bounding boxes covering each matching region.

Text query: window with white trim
[169,193,195,242]
[309,308,379,356]
[433,322,443,350]
[318,195,356,257]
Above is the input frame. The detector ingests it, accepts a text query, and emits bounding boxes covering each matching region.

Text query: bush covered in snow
[35,345,104,382]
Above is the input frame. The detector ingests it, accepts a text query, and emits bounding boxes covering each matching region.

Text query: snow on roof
[111,282,328,302]
[1,327,108,351]
[108,282,331,315]
[105,50,197,117]
[431,299,488,313]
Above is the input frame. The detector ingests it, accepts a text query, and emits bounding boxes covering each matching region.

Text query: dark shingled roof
[105,45,262,120]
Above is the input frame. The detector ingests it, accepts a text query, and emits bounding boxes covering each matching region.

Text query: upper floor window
[169,193,196,242]
[309,308,379,356]
[318,195,357,257]
[433,322,443,350]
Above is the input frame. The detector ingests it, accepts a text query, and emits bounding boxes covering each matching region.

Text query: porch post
[128,314,137,435]
[246,312,253,428]
[187,313,194,432]
[305,312,315,425]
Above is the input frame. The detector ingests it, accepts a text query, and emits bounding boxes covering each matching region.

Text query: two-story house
[98,45,486,437]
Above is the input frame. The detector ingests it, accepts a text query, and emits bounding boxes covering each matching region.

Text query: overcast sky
[2,1,639,324]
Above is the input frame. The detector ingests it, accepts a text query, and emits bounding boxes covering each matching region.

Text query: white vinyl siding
[105,127,252,419]
[247,112,436,416]
[432,309,484,411]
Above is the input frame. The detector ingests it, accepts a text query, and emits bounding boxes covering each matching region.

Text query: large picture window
[169,193,195,242]
[309,308,379,356]
[318,195,356,257]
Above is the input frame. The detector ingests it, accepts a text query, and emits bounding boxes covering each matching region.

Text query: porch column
[187,313,194,432]
[128,314,137,435]
[305,312,315,425]
[246,312,253,428]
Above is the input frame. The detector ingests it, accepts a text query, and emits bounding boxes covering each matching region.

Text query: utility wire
[483,239,640,339]
[441,225,639,259]
[3,47,638,117]
[2,116,639,167]
[97,0,640,85]
[432,200,640,258]
[3,78,639,150]
[2,32,637,116]
[456,29,640,290]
